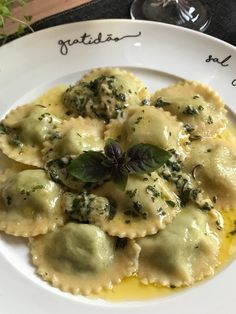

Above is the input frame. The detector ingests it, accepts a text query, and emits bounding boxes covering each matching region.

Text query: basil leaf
[104,138,123,160]
[67,151,109,182]
[126,143,171,173]
[111,167,128,191]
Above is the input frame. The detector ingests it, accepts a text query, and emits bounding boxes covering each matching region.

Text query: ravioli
[105,105,189,159]
[62,68,149,121]
[42,116,104,162]
[137,204,222,287]
[30,223,140,295]
[0,69,234,299]
[45,157,84,191]
[0,169,64,236]
[0,104,61,167]
[184,138,236,210]
[89,173,180,239]
[151,81,227,138]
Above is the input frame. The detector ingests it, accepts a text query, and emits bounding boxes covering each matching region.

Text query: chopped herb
[161,170,171,181]
[124,201,147,219]
[154,97,171,108]
[201,202,213,211]
[166,200,176,207]
[6,196,12,205]
[183,123,195,132]
[212,196,217,203]
[157,207,166,216]
[116,93,126,102]
[189,134,202,141]
[32,185,44,192]
[134,116,143,125]
[126,189,137,199]
[216,220,223,231]
[9,136,23,147]
[133,201,143,211]
[193,95,200,99]
[166,160,181,172]
[190,188,202,200]
[0,123,11,135]
[198,105,204,111]
[229,229,236,236]
[48,132,62,141]
[168,149,177,156]
[38,112,51,121]
[183,105,199,115]
[146,185,160,201]
[141,99,150,106]
[207,116,214,124]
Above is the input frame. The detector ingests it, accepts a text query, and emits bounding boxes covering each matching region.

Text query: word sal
[205,54,236,86]
[58,31,142,56]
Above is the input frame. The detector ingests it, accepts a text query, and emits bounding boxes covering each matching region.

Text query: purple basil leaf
[104,138,123,160]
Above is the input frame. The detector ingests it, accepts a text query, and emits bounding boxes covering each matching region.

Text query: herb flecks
[9,135,23,147]
[0,122,11,135]
[134,116,143,125]
[183,123,195,133]
[183,105,199,115]
[126,189,137,199]
[166,200,176,207]
[154,97,171,108]
[146,185,160,202]
[207,115,214,124]
[124,201,147,219]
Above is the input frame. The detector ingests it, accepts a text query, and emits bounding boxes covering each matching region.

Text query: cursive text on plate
[58,32,142,56]
[205,54,236,87]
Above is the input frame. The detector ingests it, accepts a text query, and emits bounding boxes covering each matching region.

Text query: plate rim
[0,18,236,314]
[1,19,236,52]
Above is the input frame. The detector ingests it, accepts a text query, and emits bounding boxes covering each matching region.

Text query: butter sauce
[96,209,236,301]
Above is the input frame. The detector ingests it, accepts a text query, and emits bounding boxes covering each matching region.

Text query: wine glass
[130,0,211,32]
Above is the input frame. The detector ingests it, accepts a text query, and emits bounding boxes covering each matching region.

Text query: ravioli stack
[0,67,234,296]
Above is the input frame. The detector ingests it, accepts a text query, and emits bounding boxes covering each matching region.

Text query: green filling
[46,223,115,274]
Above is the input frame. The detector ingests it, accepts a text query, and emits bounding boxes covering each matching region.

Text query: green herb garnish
[183,105,199,115]
[146,185,160,201]
[166,200,176,207]
[0,122,11,134]
[207,115,214,124]
[67,139,171,190]
[229,228,236,236]
[154,97,171,108]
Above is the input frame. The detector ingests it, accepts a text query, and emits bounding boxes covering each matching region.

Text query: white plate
[0,19,236,314]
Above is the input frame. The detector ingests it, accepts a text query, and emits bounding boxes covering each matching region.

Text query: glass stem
[176,0,200,24]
